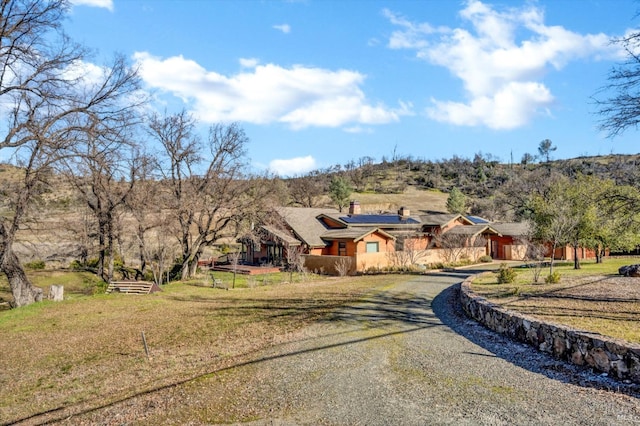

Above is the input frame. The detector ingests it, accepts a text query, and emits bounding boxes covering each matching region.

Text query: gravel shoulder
[63,270,640,425]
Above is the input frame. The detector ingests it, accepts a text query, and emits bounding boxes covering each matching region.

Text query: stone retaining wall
[460,277,640,383]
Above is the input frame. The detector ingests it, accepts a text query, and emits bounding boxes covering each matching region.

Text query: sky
[65,0,640,176]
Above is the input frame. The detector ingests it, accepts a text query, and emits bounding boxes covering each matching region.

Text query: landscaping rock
[619,264,640,277]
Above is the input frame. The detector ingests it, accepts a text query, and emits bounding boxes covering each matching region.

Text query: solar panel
[339,215,420,225]
[466,216,489,224]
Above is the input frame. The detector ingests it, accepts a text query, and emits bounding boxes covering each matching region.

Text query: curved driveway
[228,270,640,425]
[64,270,640,425]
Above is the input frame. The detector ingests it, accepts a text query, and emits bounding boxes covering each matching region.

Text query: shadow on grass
[10,267,639,425]
[6,280,447,425]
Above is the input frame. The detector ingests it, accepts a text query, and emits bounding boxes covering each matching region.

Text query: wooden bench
[106,281,160,295]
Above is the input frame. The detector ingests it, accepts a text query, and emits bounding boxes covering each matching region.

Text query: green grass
[0,269,105,309]
[191,270,321,289]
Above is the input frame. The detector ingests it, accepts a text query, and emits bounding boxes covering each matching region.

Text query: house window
[366,242,379,253]
[338,242,347,256]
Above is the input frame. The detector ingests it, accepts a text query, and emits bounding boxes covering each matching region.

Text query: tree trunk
[180,258,190,280]
[136,224,146,280]
[107,227,115,282]
[573,243,581,270]
[4,248,42,307]
[97,218,107,280]
[0,224,43,307]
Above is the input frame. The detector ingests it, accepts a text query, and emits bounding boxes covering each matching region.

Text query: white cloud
[344,126,374,134]
[62,60,105,84]
[70,0,114,11]
[133,52,411,129]
[427,81,553,129]
[385,0,621,130]
[239,58,259,68]
[273,24,291,34]
[269,156,316,176]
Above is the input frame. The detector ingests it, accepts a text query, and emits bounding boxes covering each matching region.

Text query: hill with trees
[2,0,640,308]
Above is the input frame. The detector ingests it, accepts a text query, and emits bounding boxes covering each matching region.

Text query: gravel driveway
[220,270,640,425]
[66,270,640,425]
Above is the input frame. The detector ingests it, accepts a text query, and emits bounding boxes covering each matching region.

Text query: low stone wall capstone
[460,276,640,383]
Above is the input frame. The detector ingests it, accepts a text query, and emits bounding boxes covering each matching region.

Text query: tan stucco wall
[355,252,390,271]
[413,247,487,265]
[355,234,394,254]
[303,255,356,275]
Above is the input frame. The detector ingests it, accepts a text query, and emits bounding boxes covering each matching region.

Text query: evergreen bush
[497,263,516,284]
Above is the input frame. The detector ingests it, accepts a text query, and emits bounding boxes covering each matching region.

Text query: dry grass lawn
[0,273,400,425]
[470,258,640,344]
[3,256,640,423]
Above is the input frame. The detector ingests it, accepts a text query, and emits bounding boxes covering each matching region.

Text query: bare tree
[0,1,142,306]
[287,172,325,207]
[595,31,640,137]
[387,233,430,268]
[142,218,177,286]
[124,155,164,280]
[223,249,240,289]
[469,235,487,262]
[285,244,306,282]
[517,236,547,283]
[149,112,273,279]
[435,233,469,264]
[335,257,352,277]
[63,130,139,282]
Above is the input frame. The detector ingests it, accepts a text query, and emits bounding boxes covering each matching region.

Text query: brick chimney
[349,200,361,215]
[399,206,410,219]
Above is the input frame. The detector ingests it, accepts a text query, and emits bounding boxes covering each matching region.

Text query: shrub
[545,271,561,284]
[86,257,100,268]
[497,263,516,284]
[335,257,352,277]
[69,260,84,271]
[143,270,155,282]
[478,255,493,263]
[24,260,45,270]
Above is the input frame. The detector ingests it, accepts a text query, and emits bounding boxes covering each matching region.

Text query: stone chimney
[349,200,361,215]
[399,206,410,219]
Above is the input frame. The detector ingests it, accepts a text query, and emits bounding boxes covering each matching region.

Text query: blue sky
[67,0,640,175]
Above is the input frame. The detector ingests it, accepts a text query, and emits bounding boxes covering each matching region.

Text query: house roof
[274,207,531,248]
[336,214,420,226]
[260,225,302,246]
[490,222,532,237]
[444,224,501,237]
[321,227,396,242]
[276,207,339,247]
[418,212,473,227]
